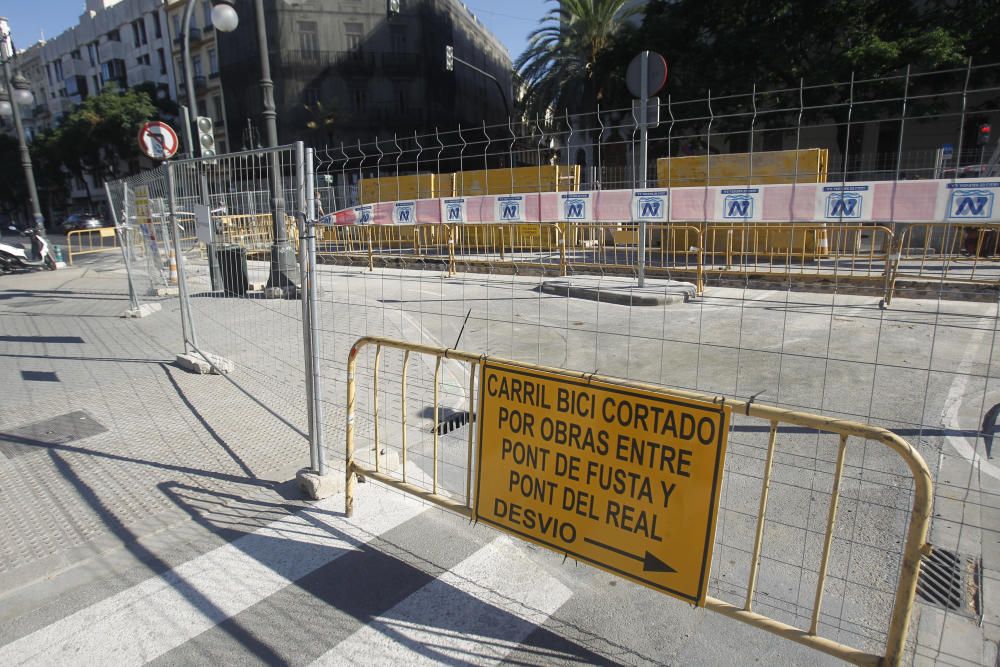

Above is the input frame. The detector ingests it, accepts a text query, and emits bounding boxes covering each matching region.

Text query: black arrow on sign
[584,537,676,573]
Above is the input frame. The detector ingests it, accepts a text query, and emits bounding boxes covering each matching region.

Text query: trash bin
[210,243,249,296]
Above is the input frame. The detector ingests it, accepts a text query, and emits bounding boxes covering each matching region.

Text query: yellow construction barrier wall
[358,165,581,203]
[657,148,828,187]
[359,173,437,204]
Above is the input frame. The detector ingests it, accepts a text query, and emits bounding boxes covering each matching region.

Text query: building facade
[164,0,231,154]
[216,0,513,149]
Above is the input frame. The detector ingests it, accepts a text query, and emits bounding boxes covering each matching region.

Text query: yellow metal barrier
[66,227,119,265]
[216,214,298,257]
[346,336,931,666]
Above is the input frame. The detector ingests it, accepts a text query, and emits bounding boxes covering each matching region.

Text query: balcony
[97,40,126,63]
[335,50,376,76]
[173,27,202,45]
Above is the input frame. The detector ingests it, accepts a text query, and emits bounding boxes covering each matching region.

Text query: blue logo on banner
[565,198,585,220]
[639,197,662,218]
[396,205,413,223]
[826,192,862,218]
[446,203,462,221]
[950,189,994,218]
[357,208,372,224]
[724,194,753,219]
[501,202,520,220]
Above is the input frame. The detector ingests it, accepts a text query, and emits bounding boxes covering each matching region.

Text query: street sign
[626,51,667,98]
[942,143,954,160]
[138,121,179,160]
[474,360,731,605]
[632,97,660,128]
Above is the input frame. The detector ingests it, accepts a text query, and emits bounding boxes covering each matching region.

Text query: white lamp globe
[0,99,11,117]
[211,3,239,33]
[14,87,32,106]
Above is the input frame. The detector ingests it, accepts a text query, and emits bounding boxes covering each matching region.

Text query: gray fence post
[164,162,193,354]
[296,142,316,471]
[296,144,334,499]
[306,147,327,477]
[104,182,140,314]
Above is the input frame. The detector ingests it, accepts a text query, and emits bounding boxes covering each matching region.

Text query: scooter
[0,225,56,273]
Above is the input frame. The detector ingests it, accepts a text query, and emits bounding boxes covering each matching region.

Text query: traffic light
[445,45,454,72]
[979,123,991,146]
[196,116,216,157]
[387,0,400,17]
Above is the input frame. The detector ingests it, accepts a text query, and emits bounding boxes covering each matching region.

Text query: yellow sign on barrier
[474,359,731,605]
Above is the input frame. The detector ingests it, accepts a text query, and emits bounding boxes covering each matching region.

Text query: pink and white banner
[317,179,1000,226]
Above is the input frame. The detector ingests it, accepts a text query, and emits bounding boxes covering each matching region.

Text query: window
[137,54,151,66]
[344,22,363,50]
[53,60,63,81]
[108,29,120,42]
[101,59,126,87]
[66,76,87,99]
[70,49,81,60]
[203,0,213,29]
[212,94,223,122]
[158,48,167,75]
[172,15,181,38]
[45,63,53,86]
[92,75,100,92]
[132,21,141,47]
[87,42,97,66]
[298,21,319,59]
[208,48,218,75]
[193,55,202,77]
[152,12,162,39]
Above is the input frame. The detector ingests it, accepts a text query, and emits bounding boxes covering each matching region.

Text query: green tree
[516,0,640,118]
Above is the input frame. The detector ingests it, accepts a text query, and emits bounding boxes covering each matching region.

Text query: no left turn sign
[138,121,179,160]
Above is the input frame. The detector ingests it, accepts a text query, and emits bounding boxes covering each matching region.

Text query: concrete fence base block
[121,302,162,319]
[149,286,179,297]
[541,278,696,306]
[296,468,343,500]
[175,351,234,375]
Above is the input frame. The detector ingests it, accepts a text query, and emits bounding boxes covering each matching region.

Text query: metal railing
[66,227,120,264]
[344,335,932,666]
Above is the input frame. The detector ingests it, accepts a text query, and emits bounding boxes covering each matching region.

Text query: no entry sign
[138,121,179,160]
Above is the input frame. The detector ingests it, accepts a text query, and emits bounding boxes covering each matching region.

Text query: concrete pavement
[0,249,997,665]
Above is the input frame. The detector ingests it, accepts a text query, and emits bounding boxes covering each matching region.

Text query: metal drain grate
[433,408,475,436]
[0,410,108,460]
[916,547,981,617]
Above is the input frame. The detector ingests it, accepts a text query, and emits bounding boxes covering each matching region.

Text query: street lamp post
[202,0,298,295]
[0,19,44,233]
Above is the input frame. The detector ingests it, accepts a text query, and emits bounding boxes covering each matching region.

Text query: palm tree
[515,0,640,118]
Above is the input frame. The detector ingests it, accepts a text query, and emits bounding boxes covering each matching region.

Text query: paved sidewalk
[0,261,309,607]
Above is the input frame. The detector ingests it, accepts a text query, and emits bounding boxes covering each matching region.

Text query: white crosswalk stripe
[311,536,573,666]
[0,487,426,666]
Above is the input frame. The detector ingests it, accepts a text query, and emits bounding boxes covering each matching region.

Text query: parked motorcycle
[0,226,56,273]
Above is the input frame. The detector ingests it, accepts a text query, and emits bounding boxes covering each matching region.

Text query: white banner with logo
[440,197,467,224]
[353,204,374,225]
[940,181,1000,222]
[631,190,669,222]
[815,183,874,222]
[557,192,592,222]
[392,201,416,225]
[495,195,525,222]
[716,187,763,221]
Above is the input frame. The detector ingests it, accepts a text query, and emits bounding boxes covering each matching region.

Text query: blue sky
[2,0,549,60]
